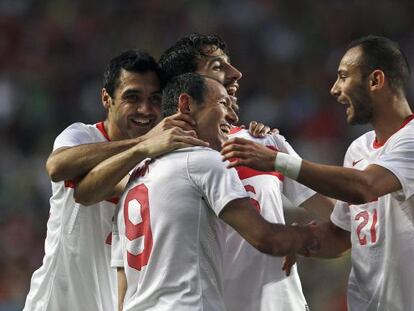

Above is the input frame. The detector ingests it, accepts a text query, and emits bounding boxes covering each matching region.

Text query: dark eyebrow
[122,89,143,97]
[203,55,231,65]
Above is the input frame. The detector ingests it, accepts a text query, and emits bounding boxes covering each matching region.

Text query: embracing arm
[221,137,402,204]
[219,198,319,256]
[74,125,209,205]
[46,138,143,182]
[303,220,351,258]
[301,193,335,221]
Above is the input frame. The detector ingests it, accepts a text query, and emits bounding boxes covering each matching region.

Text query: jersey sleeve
[187,149,249,216]
[53,122,93,151]
[372,131,414,200]
[270,134,316,206]
[111,207,124,268]
[330,200,351,232]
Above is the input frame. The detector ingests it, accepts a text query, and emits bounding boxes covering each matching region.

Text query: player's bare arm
[117,267,127,311]
[220,198,319,256]
[282,220,351,276]
[221,137,402,204]
[46,113,197,182]
[300,194,335,221]
[74,118,209,205]
[46,138,145,182]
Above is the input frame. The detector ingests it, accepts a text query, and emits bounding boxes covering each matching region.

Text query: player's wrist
[274,153,302,180]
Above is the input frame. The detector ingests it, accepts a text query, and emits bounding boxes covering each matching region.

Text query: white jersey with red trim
[223,128,315,311]
[331,117,414,311]
[23,122,117,311]
[111,147,248,311]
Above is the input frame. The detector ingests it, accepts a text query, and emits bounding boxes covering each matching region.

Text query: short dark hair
[347,35,411,93]
[159,33,228,82]
[162,73,207,117]
[103,50,164,98]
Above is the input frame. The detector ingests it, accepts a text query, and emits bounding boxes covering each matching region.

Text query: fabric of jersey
[23,122,117,311]
[331,119,414,311]
[223,128,315,311]
[112,147,248,311]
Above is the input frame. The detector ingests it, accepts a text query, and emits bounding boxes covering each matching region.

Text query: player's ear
[178,93,192,114]
[102,88,112,110]
[369,70,385,91]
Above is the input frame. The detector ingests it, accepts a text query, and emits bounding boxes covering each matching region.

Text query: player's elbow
[349,177,378,204]
[73,188,94,206]
[46,158,62,182]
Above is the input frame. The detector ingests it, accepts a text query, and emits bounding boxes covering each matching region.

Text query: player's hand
[221,137,276,171]
[248,121,279,138]
[282,221,299,276]
[282,254,297,277]
[142,112,197,140]
[297,221,320,257]
[139,126,209,159]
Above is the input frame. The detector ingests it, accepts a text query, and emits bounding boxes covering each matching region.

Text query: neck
[104,119,122,141]
[371,94,412,143]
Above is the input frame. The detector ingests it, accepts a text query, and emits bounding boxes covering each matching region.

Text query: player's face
[196,45,242,124]
[192,79,233,151]
[104,69,162,140]
[330,47,374,125]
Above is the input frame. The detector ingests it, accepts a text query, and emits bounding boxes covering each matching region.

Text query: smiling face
[330,47,374,125]
[195,45,242,123]
[103,69,162,140]
[190,78,233,151]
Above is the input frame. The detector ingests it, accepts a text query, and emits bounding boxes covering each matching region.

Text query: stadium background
[0,1,413,310]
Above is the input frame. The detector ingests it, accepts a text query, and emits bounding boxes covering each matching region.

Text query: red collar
[96,121,111,141]
[373,114,414,148]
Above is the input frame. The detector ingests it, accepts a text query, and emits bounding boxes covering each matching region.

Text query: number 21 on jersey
[354,208,378,246]
[124,184,153,271]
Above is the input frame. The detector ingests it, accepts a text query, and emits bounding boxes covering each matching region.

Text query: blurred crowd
[1,0,413,310]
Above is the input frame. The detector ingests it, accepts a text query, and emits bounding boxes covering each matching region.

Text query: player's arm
[221,137,401,204]
[46,139,144,183]
[309,220,351,258]
[117,267,127,311]
[47,113,200,182]
[219,198,319,256]
[300,194,335,221]
[74,125,209,205]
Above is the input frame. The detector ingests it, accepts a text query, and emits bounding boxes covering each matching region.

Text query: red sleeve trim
[106,197,119,204]
[229,126,243,134]
[95,121,111,141]
[236,166,284,181]
[64,180,76,188]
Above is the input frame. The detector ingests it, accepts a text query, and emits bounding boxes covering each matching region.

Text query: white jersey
[331,116,414,311]
[24,122,117,311]
[223,128,315,311]
[111,147,248,311]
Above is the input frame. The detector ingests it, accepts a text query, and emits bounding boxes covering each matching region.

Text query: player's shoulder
[396,118,414,138]
[229,127,288,148]
[59,121,98,136]
[180,147,224,171]
[348,130,375,151]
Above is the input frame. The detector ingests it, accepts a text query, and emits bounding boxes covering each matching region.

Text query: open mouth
[226,83,239,96]
[130,117,153,127]
[220,123,231,135]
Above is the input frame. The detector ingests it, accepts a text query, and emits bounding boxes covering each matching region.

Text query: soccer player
[23,50,207,311]
[221,35,414,311]
[112,73,319,311]
[159,33,334,311]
